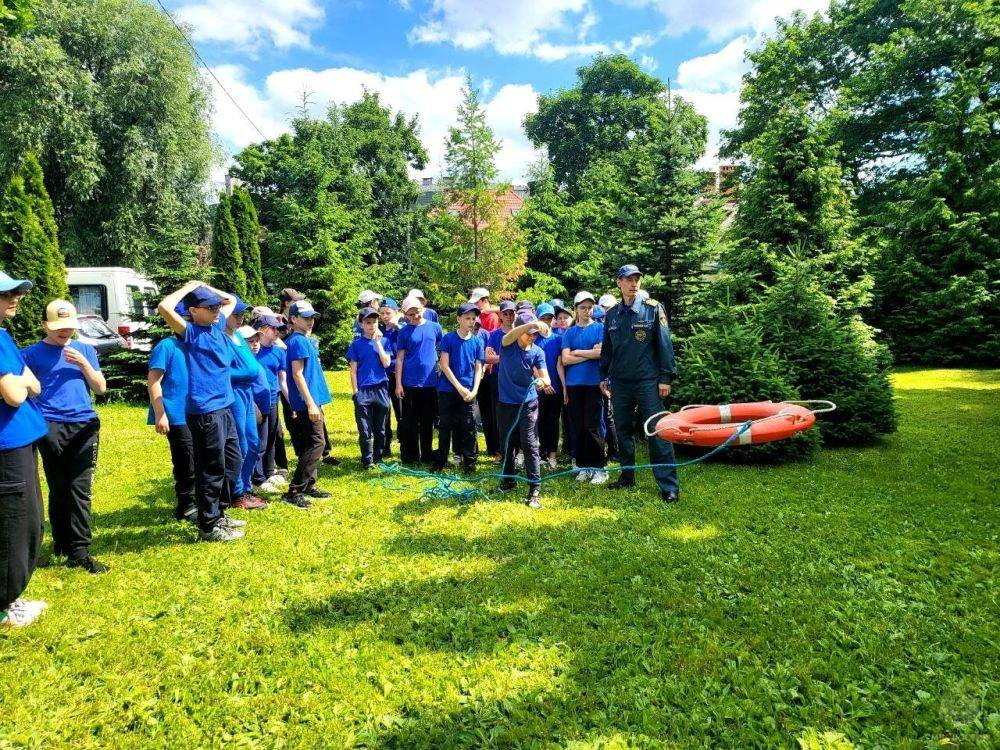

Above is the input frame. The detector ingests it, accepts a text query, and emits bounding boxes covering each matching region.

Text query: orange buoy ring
[644,401,836,447]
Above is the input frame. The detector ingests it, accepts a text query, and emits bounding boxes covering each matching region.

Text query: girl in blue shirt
[347,309,391,469]
[23,299,108,574]
[561,292,608,485]
[148,330,195,522]
[0,272,48,628]
[497,312,552,509]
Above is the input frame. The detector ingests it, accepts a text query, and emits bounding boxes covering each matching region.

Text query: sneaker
[283,492,313,509]
[492,452,503,463]
[255,479,283,494]
[1,599,47,627]
[546,456,558,471]
[269,473,288,486]
[322,455,340,466]
[526,487,542,509]
[661,491,680,504]
[232,494,267,510]
[571,459,578,470]
[305,487,331,499]
[66,555,109,574]
[451,453,461,466]
[275,468,290,477]
[175,505,198,523]
[590,470,610,485]
[218,515,246,529]
[514,452,524,469]
[575,469,593,482]
[198,525,244,542]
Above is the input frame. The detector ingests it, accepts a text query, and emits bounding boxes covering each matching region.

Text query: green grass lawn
[1,369,997,749]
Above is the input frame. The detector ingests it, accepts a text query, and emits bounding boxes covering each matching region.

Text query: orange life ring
[649,401,829,447]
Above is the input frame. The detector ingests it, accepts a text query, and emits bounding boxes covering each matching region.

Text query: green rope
[375,384,752,504]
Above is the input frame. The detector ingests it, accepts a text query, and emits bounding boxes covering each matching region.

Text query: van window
[69,284,108,320]
[125,284,148,319]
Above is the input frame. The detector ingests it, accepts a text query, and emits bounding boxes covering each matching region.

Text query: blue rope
[375,384,752,505]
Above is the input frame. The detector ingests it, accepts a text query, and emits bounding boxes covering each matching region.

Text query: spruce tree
[0,169,49,345]
[20,153,68,303]
[210,192,246,299]
[230,186,266,305]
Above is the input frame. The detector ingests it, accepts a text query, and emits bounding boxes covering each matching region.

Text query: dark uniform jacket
[599,296,676,385]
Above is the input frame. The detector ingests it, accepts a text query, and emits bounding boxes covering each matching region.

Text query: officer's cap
[617,264,642,279]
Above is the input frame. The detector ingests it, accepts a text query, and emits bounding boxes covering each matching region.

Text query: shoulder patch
[644,298,658,307]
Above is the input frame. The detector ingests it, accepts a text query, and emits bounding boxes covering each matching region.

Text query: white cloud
[640,0,828,42]
[639,54,658,72]
[676,36,749,93]
[673,88,741,168]
[534,41,610,61]
[208,66,541,183]
[174,0,323,49]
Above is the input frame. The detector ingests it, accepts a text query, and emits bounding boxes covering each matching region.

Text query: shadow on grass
[88,477,193,556]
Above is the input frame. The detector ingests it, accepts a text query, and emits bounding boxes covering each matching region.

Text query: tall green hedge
[210,192,246,299]
[230,186,266,305]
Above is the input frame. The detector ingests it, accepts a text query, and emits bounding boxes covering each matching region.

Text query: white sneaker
[256,479,283,494]
[575,469,593,481]
[590,470,610,485]
[514,452,524,469]
[268,473,288,486]
[1,599,47,627]
[546,457,558,470]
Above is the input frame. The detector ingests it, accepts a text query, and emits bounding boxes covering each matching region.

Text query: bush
[672,309,821,463]
[757,267,897,445]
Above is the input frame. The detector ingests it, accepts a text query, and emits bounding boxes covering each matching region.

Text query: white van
[67,267,158,349]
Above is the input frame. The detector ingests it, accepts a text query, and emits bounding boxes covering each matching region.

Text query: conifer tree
[229,186,265,304]
[210,192,246,299]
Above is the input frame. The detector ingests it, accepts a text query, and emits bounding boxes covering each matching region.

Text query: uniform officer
[599,264,679,502]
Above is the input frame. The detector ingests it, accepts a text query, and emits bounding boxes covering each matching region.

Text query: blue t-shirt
[147,336,188,426]
[397,321,442,388]
[228,333,260,386]
[423,308,439,323]
[255,344,286,407]
[183,314,234,415]
[285,332,331,412]
[0,330,47,449]
[537,332,564,395]
[438,331,485,392]
[22,339,100,423]
[347,335,389,389]
[382,325,401,372]
[562,322,604,387]
[498,342,546,405]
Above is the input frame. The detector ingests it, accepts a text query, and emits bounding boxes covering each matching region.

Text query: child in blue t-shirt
[562,292,608,484]
[23,299,108,574]
[250,314,289,493]
[284,300,332,502]
[432,302,485,473]
[347,308,392,469]
[147,330,194,522]
[535,303,565,470]
[378,299,403,457]
[158,280,245,543]
[0,271,49,628]
[394,297,443,465]
[497,312,552,509]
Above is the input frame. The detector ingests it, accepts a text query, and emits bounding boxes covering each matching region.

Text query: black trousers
[603,395,619,459]
[497,400,541,486]
[252,404,282,485]
[354,386,389,467]
[561,400,573,456]
[188,407,241,532]
[567,385,606,469]
[287,409,325,494]
[437,391,477,469]
[39,419,100,559]
[0,443,42,610]
[385,370,401,451]
[477,372,500,455]
[280,393,295,458]
[399,386,437,464]
[166,424,196,518]
[538,392,563,456]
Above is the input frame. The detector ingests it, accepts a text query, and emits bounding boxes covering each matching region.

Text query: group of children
[347,287,629,509]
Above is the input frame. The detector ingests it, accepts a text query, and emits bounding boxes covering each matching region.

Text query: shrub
[671,309,821,463]
[757,267,897,445]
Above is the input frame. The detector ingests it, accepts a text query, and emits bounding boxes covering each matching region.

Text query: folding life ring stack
[645,401,836,447]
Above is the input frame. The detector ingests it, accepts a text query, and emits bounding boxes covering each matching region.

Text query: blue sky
[162,0,827,183]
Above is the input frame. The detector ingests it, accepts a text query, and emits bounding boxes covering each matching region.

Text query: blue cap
[550,299,570,316]
[174,300,191,319]
[617,264,642,279]
[253,314,285,329]
[231,297,249,314]
[380,297,399,311]
[499,300,516,313]
[515,299,534,311]
[457,302,479,317]
[289,300,318,318]
[515,311,540,331]
[358,307,379,321]
[0,271,32,294]
[536,303,555,318]
[182,286,225,309]
[592,306,606,320]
